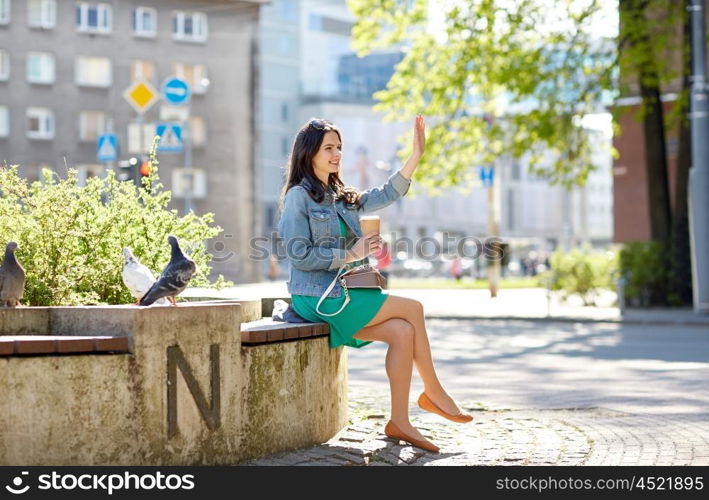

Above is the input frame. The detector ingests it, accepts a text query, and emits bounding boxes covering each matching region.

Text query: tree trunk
[620,0,673,305]
[670,3,693,305]
[640,82,672,252]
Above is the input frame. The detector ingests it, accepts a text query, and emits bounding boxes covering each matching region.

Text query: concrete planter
[0,302,348,465]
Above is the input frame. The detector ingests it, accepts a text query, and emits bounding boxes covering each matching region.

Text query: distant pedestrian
[267,255,280,281]
[451,257,463,281]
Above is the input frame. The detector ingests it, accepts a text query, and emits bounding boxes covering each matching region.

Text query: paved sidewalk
[242,317,709,466]
[245,401,709,466]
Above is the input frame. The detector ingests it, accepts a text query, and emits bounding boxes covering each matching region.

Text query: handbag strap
[316,264,350,317]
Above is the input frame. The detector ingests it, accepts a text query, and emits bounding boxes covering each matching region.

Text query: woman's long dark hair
[279,118,361,210]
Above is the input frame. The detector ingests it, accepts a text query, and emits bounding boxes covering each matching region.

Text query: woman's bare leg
[362,294,462,415]
[353,318,430,443]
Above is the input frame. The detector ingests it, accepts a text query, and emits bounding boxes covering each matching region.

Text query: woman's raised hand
[412,114,426,160]
[399,114,425,180]
[346,231,382,263]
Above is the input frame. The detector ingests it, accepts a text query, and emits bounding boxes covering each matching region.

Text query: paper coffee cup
[360,215,380,235]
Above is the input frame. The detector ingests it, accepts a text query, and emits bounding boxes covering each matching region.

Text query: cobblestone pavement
[244,318,709,466]
[245,400,709,466]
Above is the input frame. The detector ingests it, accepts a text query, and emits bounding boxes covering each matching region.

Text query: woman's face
[311,131,342,182]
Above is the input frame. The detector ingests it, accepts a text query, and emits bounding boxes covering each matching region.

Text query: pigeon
[121,247,167,305]
[0,241,26,308]
[139,235,197,306]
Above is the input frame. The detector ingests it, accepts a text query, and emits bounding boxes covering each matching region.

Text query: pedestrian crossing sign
[156,123,184,152]
[479,166,494,188]
[97,134,118,162]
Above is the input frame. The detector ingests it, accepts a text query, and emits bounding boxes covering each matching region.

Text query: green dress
[291,216,388,349]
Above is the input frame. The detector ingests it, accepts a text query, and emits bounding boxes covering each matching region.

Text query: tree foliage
[349,0,617,190]
[0,144,230,306]
[544,248,618,306]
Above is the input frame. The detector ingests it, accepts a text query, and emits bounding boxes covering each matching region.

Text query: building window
[506,189,515,230]
[279,0,296,22]
[27,107,54,139]
[172,62,208,94]
[26,52,55,84]
[189,116,206,147]
[78,110,106,142]
[130,59,155,83]
[75,56,111,87]
[0,49,9,81]
[281,102,289,122]
[281,136,288,156]
[76,2,112,34]
[28,0,56,29]
[278,34,290,54]
[308,14,352,36]
[127,121,156,154]
[172,11,208,42]
[20,163,52,184]
[0,0,10,24]
[131,7,156,38]
[75,164,102,186]
[511,161,521,181]
[0,105,8,137]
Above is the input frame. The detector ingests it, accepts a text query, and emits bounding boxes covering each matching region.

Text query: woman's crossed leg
[353,317,429,443]
[355,294,464,417]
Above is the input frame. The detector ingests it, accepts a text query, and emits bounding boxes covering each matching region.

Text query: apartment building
[0,0,265,282]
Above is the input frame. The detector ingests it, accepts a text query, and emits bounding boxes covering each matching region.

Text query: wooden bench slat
[0,336,130,356]
[241,319,329,345]
[93,337,130,352]
[55,338,95,353]
[283,328,299,340]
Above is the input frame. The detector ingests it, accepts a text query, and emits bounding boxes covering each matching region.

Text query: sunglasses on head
[308,118,333,130]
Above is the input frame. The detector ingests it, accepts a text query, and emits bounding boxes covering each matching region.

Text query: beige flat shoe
[384,420,440,453]
[418,392,473,423]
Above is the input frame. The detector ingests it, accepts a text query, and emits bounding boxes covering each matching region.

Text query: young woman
[277,115,472,453]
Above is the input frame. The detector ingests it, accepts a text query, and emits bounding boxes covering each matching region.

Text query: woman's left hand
[399,114,425,181]
[412,114,426,160]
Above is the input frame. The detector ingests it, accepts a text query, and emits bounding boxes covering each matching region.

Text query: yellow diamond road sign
[123,80,159,114]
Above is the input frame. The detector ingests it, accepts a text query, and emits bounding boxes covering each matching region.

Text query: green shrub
[541,248,618,306]
[618,241,667,307]
[0,144,231,306]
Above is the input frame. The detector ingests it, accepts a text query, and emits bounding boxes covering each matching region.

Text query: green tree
[618,0,691,305]
[350,0,693,305]
[349,0,616,190]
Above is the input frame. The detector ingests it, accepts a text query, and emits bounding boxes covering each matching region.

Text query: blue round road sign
[162,77,191,105]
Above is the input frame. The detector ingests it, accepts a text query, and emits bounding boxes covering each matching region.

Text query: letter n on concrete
[167,344,221,439]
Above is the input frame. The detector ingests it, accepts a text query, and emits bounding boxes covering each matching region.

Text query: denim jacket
[277,170,411,298]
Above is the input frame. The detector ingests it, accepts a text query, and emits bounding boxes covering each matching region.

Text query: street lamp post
[688,0,709,314]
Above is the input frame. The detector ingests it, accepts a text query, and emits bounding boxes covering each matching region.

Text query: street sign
[160,104,190,123]
[162,77,190,105]
[480,166,494,188]
[156,122,184,152]
[97,133,118,162]
[123,80,159,114]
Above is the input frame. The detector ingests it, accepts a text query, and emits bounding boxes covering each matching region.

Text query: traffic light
[138,158,152,192]
[116,157,138,182]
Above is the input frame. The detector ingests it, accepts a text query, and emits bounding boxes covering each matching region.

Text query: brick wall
[612,101,680,243]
